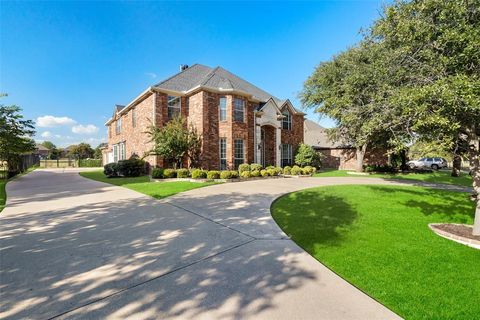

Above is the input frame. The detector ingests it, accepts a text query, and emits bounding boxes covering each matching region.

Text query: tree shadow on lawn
[364,185,475,223]
[272,190,358,249]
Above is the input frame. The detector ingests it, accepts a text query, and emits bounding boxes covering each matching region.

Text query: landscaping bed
[271,185,479,319]
[429,223,480,248]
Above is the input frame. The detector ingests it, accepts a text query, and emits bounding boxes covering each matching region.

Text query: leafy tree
[41,141,55,150]
[67,143,94,159]
[0,94,36,172]
[371,0,480,234]
[148,117,202,169]
[300,41,395,172]
[94,143,106,159]
[294,143,322,168]
[41,141,61,160]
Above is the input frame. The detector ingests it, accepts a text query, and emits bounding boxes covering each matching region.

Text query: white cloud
[72,124,99,135]
[41,131,52,138]
[37,115,76,127]
[145,72,157,79]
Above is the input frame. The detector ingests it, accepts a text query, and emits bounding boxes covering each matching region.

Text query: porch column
[255,124,261,164]
[276,126,281,167]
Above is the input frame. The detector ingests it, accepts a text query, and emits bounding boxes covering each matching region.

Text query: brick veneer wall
[107,89,304,170]
[263,125,276,166]
[107,93,156,165]
[318,148,389,170]
[281,113,304,154]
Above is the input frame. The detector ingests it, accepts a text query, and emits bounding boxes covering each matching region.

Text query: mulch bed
[433,224,480,241]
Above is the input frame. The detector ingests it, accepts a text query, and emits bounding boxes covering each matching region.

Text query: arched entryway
[260,125,276,167]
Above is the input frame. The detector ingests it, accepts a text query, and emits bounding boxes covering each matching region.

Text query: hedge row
[79,159,102,167]
[150,164,317,179]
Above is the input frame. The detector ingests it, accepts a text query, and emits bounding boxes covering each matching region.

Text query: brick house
[104,64,305,170]
[304,119,388,170]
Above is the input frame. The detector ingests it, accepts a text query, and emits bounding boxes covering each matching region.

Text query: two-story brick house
[104,64,305,170]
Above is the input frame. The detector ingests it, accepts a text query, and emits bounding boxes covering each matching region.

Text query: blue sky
[1,1,387,147]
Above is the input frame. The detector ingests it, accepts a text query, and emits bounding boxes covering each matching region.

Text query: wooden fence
[39,158,79,168]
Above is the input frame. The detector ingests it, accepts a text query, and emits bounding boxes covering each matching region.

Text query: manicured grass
[0,180,6,212]
[79,170,218,199]
[271,185,479,320]
[314,169,473,187]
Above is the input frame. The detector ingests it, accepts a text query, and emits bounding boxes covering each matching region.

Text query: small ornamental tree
[148,117,202,169]
[294,143,322,168]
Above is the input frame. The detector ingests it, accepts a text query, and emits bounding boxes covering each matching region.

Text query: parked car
[407,157,448,170]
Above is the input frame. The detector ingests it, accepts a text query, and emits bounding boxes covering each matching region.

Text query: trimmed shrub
[267,168,276,176]
[250,163,262,171]
[220,170,233,179]
[151,167,164,179]
[230,170,239,178]
[302,166,315,175]
[260,169,269,177]
[265,165,275,170]
[176,168,189,178]
[163,169,177,178]
[117,158,146,177]
[238,164,250,174]
[291,165,303,175]
[283,166,292,175]
[251,170,261,177]
[79,159,102,167]
[104,163,119,177]
[240,171,251,178]
[191,169,207,179]
[207,170,221,179]
[295,143,323,168]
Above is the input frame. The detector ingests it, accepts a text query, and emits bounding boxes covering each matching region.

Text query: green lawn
[0,180,6,213]
[314,169,473,187]
[79,170,218,199]
[271,185,479,320]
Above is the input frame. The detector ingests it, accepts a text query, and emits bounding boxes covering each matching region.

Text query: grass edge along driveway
[79,170,218,200]
[271,184,479,320]
[314,169,472,187]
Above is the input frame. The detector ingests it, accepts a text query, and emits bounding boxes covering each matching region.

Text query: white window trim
[234,139,244,168]
[233,98,245,123]
[282,110,292,130]
[167,95,182,119]
[219,97,227,121]
[220,138,227,170]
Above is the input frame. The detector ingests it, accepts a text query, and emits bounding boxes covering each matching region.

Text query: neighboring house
[304,119,388,170]
[34,144,50,159]
[104,64,305,169]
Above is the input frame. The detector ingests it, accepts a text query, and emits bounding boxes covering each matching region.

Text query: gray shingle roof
[154,64,281,103]
[304,119,348,149]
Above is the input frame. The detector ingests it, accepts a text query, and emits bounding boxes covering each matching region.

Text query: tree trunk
[467,125,480,235]
[451,154,461,177]
[355,144,367,172]
[400,149,407,171]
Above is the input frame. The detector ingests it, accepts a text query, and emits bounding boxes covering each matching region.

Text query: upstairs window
[234,139,244,169]
[168,95,181,119]
[282,110,292,130]
[233,98,245,122]
[132,109,136,128]
[116,117,122,134]
[219,97,227,121]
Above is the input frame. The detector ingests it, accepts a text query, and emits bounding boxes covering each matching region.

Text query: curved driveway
[1,169,468,319]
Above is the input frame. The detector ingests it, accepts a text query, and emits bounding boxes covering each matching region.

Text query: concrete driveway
[2,169,452,319]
